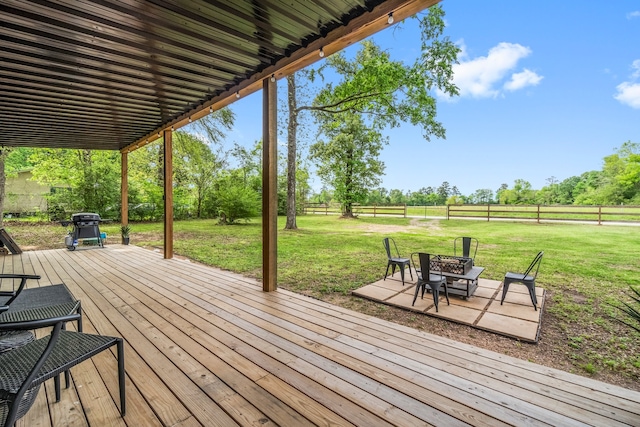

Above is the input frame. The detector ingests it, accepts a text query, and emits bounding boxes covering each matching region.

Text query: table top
[440,266,484,280]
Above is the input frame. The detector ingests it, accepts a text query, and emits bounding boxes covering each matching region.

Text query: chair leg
[407,263,413,280]
[432,285,440,312]
[412,282,421,306]
[443,283,450,307]
[399,266,405,286]
[384,263,391,280]
[527,283,538,311]
[117,339,126,416]
[54,375,61,402]
[500,281,510,305]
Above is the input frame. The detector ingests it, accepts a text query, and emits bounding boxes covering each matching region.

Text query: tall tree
[283,4,458,228]
[0,149,7,226]
[30,149,121,218]
[173,132,221,218]
[310,113,386,217]
[436,181,451,204]
[470,189,494,204]
[285,74,300,229]
[189,108,235,165]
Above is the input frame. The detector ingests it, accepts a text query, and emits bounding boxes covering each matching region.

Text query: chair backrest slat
[523,251,544,279]
[411,252,443,281]
[383,237,401,259]
[454,237,478,260]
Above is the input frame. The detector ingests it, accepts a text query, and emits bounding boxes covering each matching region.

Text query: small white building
[4,169,50,216]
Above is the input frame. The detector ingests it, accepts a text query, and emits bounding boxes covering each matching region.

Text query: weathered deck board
[1,245,638,427]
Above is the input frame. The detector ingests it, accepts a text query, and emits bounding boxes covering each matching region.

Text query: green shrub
[217,185,259,224]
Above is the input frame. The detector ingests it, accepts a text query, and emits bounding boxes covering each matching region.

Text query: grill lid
[71,213,101,222]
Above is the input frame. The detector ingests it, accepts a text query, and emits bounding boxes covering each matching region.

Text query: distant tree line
[308,141,640,207]
[2,139,637,225]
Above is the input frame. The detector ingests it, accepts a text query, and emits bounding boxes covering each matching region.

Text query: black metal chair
[411,252,449,312]
[0,313,125,427]
[382,237,413,286]
[454,237,478,265]
[0,276,83,401]
[500,251,544,311]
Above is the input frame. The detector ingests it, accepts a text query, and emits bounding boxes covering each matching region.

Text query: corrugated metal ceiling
[0,0,433,151]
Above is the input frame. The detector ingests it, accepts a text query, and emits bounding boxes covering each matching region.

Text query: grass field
[5,215,640,385]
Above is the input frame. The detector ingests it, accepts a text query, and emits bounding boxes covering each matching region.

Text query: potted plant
[120,224,131,245]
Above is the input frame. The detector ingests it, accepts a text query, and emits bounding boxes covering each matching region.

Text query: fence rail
[303,203,640,224]
[303,203,407,217]
[447,204,640,224]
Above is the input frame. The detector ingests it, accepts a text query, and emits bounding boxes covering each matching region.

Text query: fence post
[487,204,490,222]
[404,204,407,218]
[374,204,377,218]
[598,206,602,225]
[446,204,450,220]
[537,204,540,224]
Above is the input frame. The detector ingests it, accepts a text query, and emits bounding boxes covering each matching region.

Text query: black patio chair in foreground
[0,313,125,427]
[411,252,449,312]
[0,275,82,335]
[383,237,413,286]
[454,236,478,265]
[0,275,83,401]
[500,251,544,311]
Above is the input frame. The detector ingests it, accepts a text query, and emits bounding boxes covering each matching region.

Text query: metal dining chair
[411,252,449,312]
[382,237,413,286]
[500,251,544,310]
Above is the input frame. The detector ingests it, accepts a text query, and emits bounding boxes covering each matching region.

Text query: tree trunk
[285,74,298,230]
[0,150,5,227]
[343,148,355,218]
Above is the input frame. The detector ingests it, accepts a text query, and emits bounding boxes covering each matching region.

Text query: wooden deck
[3,245,640,426]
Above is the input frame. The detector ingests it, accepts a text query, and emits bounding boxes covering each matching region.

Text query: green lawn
[91,215,640,381]
[121,215,639,297]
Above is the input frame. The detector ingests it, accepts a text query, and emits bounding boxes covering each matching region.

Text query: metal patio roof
[0,0,436,152]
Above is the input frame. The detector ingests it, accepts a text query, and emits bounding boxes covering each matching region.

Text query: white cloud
[627,11,640,19]
[615,83,640,109]
[614,60,640,109]
[440,41,542,100]
[504,69,543,91]
[632,59,640,78]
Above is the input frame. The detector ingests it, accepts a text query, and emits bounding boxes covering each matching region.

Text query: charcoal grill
[62,212,104,251]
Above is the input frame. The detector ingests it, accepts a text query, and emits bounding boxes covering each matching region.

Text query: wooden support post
[487,204,490,222]
[262,78,277,291]
[163,129,174,259]
[121,152,128,226]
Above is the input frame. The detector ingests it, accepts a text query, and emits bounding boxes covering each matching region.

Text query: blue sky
[220,1,640,196]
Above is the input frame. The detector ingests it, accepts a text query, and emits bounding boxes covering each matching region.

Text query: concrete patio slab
[352,270,544,343]
[486,300,542,322]
[476,312,540,342]
[352,284,400,301]
[427,304,483,323]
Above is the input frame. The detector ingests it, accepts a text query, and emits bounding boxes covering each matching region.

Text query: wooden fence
[446,204,640,224]
[303,203,640,224]
[303,203,407,218]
